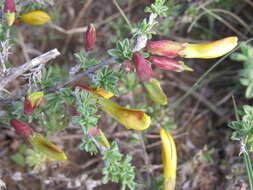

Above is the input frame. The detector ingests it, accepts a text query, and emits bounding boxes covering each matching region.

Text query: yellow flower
[160,128,177,190]
[20,10,51,26]
[77,84,114,99]
[98,98,151,130]
[180,36,238,59]
[144,79,168,105]
[24,91,44,115]
[94,89,114,99]
[30,134,67,161]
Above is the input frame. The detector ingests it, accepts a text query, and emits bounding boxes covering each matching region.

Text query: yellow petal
[29,134,67,161]
[94,89,114,99]
[5,12,15,26]
[98,98,151,130]
[27,91,44,107]
[20,10,51,26]
[98,129,111,149]
[160,128,177,190]
[144,79,168,105]
[180,36,238,59]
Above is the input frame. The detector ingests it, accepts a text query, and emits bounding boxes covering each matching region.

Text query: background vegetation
[1,0,253,189]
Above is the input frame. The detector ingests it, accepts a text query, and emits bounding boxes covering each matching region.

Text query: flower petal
[98,98,151,130]
[180,36,238,59]
[30,134,67,161]
[149,56,193,72]
[24,91,44,115]
[146,41,184,57]
[20,10,51,26]
[144,79,168,105]
[160,128,177,190]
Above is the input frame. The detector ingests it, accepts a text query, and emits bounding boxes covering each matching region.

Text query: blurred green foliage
[231,43,253,98]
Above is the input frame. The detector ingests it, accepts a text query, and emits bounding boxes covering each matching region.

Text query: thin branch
[52,57,115,92]
[0,49,60,92]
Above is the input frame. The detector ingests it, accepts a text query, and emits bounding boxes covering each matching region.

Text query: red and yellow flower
[147,36,238,59]
[24,91,44,115]
[10,119,67,161]
[4,0,16,26]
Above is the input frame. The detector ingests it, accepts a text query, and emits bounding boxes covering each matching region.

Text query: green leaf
[246,83,253,98]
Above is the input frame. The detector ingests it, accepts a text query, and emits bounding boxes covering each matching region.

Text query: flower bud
[123,60,133,72]
[20,10,51,26]
[98,98,151,130]
[89,127,110,149]
[160,128,177,190]
[149,56,193,72]
[30,134,67,161]
[180,36,238,59]
[133,52,154,82]
[146,41,184,57]
[85,24,96,51]
[24,91,44,115]
[144,79,168,105]
[4,0,16,26]
[10,119,34,140]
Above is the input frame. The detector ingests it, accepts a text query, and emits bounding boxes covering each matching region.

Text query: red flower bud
[4,0,16,13]
[123,60,132,72]
[10,119,34,140]
[133,52,154,82]
[4,0,16,26]
[149,56,193,72]
[146,41,184,57]
[85,24,96,51]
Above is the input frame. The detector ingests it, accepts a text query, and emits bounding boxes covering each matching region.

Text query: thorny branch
[0,48,60,93]
[0,7,159,105]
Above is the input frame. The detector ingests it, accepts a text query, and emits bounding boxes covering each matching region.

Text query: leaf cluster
[228,105,253,152]
[108,39,133,62]
[144,0,168,16]
[95,67,119,94]
[79,136,98,155]
[102,141,136,190]
[72,90,100,134]
[231,43,253,98]
[75,49,98,70]
[132,18,158,39]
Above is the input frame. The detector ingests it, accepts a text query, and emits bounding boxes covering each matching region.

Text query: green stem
[243,152,253,190]
[112,0,133,30]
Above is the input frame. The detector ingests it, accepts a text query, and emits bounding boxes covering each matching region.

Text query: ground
[0,0,253,189]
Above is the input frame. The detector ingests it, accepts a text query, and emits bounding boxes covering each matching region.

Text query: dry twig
[0,49,60,93]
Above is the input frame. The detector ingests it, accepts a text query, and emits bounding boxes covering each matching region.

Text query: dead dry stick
[0,49,60,92]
